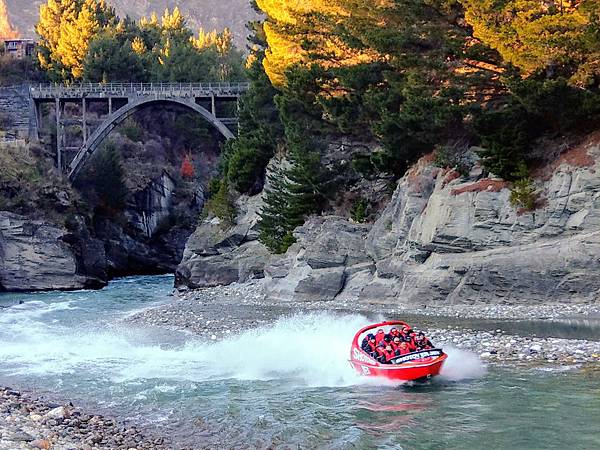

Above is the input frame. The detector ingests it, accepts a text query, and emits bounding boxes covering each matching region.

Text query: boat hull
[349,353,447,381]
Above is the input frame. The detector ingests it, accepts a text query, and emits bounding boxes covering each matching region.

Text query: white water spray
[439,346,487,381]
[0,301,485,387]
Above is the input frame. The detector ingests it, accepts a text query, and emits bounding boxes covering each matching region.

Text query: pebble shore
[0,387,168,450]
[127,280,600,366]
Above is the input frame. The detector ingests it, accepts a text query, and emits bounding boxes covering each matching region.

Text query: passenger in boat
[415,332,434,350]
[375,329,386,345]
[378,344,397,364]
[361,334,377,357]
[396,341,411,356]
[389,327,401,339]
[391,336,402,352]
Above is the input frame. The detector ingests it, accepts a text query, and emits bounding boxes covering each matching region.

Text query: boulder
[264,216,372,302]
[0,211,104,291]
[176,194,272,288]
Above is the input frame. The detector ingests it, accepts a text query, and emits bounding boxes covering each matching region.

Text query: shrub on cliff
[205,178,236,226]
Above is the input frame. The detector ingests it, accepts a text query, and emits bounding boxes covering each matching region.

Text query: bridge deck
[29,82,250,99]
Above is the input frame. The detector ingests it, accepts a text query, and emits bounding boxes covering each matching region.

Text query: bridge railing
[29,82,250,97]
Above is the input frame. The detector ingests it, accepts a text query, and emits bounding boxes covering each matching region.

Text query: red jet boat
[349,320,447,382]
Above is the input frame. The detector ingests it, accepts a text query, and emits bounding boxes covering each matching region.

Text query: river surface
[1,276,599,449]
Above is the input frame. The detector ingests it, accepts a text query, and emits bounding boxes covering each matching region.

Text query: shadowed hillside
[4,0,255,49]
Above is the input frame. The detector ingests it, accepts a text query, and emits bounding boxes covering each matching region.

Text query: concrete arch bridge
[27,82,249,180]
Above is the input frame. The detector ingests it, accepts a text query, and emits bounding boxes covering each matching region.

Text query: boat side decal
[392,349,443,365]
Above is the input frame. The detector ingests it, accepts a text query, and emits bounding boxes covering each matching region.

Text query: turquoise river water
[0,275,599,449]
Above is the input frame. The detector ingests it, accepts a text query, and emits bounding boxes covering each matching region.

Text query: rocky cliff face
[0,211,105,291]
[266,134,600,304]
[179,132,600,305]
[175,194,271,289]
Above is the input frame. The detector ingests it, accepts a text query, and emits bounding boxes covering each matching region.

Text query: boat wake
[0,302,485,388]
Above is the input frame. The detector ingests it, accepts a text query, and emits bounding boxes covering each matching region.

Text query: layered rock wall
[265,134,600,304]
[172,130,600,305]
[0,211,105,291]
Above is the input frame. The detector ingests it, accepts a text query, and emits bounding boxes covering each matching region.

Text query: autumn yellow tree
[461,0,600,86]
[36,0,116,80]
[256,0,390,86]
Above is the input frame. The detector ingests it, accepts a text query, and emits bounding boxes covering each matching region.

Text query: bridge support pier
[55,98,63,171]
[82,98,87,146]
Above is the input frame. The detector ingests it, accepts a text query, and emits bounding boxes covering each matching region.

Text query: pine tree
[258,129,326,253]
[91,141,128,213]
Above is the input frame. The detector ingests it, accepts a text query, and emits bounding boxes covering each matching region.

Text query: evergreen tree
[461,0,600,87]
[224,47,283,194]
[91,141,128,213]
[258,126,326,253]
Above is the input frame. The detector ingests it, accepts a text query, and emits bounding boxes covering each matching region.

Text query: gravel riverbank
[0,387,168,450]
[126,280,600,366]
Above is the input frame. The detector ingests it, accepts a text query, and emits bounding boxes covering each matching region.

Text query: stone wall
[0,86,30,140]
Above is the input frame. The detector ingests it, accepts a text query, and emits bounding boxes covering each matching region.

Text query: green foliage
[433,142,472,177]
[0,56,46,86]
[475,105,531,180]
[460,0,600,87]
[476,77,600,179]
[37,3,245,83]
[37,0,118,81]
[253,0,600,185]
[350,198,369,223]
[510,165,538,211]
[119,118,144,142]
[351,155,375,178]
[258,130,327,253]
[205,178,236,226]
[223,53,283,195]
[90,141,128,213]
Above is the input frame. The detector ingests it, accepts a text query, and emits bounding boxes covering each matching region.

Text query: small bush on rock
[350,198,370,223]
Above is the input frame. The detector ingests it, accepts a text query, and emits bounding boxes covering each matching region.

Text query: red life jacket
[391,341,401,352]
[366,341,377,352]
[397,345,411,356]
[417,339,433,350]
[382,348,396,362]
[375,331,386,345]
[407,339,417,352]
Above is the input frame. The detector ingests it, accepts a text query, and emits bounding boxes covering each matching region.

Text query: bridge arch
[68,97,235,181]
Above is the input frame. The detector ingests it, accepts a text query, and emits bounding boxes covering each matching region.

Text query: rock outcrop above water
[264,134,600,304]
[0,212,105,291]
[176,131,600,305]
[176,194,272,289]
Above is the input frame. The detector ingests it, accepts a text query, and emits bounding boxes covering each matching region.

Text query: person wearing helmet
[415,332,434,350]
[361,333,377,357]
[389,327,401,339]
